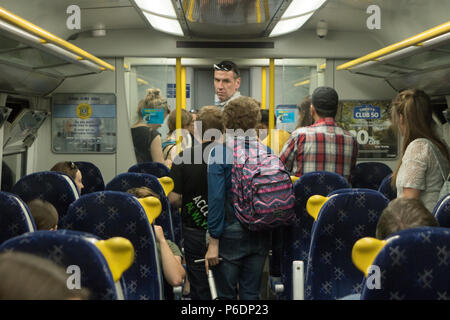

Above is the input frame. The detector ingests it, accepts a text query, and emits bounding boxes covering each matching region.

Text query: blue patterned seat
[350,162,392,190]
[377,174,397,201]
[0,230,127,300]
[360,227,450,300]
[280,171,350,299]
[433,194,450,228]
[11,171,79,221]
[105,172,176,245]
[128,162,170,178]
[74,161,105,195]
[306,189,389,299]
[0,191,36,245]
[59,191,164,300]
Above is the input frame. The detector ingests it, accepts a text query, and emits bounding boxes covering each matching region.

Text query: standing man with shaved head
[214,60,241,108]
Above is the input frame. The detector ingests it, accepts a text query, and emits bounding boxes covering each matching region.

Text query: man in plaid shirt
[279,87,358,181]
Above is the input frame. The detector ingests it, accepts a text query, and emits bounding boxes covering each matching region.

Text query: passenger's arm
[205,237,219,274]
[154,225,185,287]
[168,192,182,208]
[401,187,421,199]
[279,135,298,174]
[150,135,166,165]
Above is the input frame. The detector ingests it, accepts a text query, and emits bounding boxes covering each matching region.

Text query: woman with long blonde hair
[391,89,450,212]
[131,88,171,167]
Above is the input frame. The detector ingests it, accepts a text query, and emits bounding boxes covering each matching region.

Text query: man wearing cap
[214,60,241,108]
[279,86,358,181]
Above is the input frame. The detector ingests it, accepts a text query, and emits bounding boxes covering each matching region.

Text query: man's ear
[235,77,241,89]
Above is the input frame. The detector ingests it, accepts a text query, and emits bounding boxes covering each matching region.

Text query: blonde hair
[223,96,261,131]
[137,88,169,121]
[391,89,450,187]
[126,186,160,200]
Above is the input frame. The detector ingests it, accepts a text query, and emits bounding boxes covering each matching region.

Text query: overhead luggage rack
[0,6,114,96]
[336,21,450,96]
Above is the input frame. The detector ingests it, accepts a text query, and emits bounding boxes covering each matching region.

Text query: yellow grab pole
[268,59,275,150]
[0,6,115,71]
[176,58,182,154]
[261,67,267,110]
[337,21,450,70]
[181,66,186,110]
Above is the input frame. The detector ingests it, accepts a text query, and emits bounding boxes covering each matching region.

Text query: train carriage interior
[0,0,449,302]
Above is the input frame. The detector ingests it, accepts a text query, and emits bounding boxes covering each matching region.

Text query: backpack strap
[427,139,449,182]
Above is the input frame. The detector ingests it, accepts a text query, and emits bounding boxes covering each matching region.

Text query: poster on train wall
[51,93,116,153]
[336,100,398,159]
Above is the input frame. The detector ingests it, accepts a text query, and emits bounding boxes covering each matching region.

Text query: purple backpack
[230,137,296,231]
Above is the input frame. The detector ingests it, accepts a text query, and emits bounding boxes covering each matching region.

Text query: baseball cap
[311,86,339,112]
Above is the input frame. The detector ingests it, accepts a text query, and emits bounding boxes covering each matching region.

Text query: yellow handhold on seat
[95,237,135,282]
[158,176,174,196]
[138,196,162,224]
[352,237,387,277]
[306,195,329,221]
[290,176,299,184]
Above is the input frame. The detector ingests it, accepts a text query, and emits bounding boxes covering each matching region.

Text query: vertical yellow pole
[176,57,182,154]
[268,58,275,150]
[181,66,186,110]
[261,67,267,110]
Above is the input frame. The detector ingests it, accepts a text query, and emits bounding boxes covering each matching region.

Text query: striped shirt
[279,118,358,181]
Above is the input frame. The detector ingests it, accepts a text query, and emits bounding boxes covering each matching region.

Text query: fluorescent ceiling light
[270,12,314,37]
[134,0,177,18]
[282,0,327,19]
[143,12,183,37]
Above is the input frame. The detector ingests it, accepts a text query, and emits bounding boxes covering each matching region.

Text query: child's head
[0,251,90,300]
[50,161,84,193]
[27,198,58,231]
[126,186,160,200]
[376,198,439,239]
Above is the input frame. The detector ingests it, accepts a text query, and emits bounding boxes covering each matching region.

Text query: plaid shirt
[280,118,358,180]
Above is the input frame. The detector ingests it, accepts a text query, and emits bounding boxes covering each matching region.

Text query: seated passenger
[126,187,186,299]
[163,109,194,162]
[341,197,439,300]
[27,199,58,231]
[206,96,271,300]
[280,87,358,181]
[376,198,439,240]
[169,105,224,300]
[131,88,172,167]
[0,251,90,300]
[390,89,450,212]
[50,161,84,194]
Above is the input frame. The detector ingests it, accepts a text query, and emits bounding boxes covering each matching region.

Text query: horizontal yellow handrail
[0,6,115,71]
[337,21,450,71]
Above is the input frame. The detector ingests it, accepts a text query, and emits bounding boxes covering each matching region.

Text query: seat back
[361,227,450,300]
[105,172,175,244]
[60,191,164,300]
[306,189,389,299]
[0,191,36,244]
[433,194,450,228]
[280,171,350,299]
[11,171,79,221]
[377,174,397,201]
[350,162,392,190]
[128,162,170,178]
[0,230,127,300]
[74,161,105,195]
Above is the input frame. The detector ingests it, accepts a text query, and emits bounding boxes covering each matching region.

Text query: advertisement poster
[52,93,116,153]
[336,100,398,159]
[276,105,298,133]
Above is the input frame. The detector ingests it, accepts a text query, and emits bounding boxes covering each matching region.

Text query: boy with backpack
[205,97,295,300]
